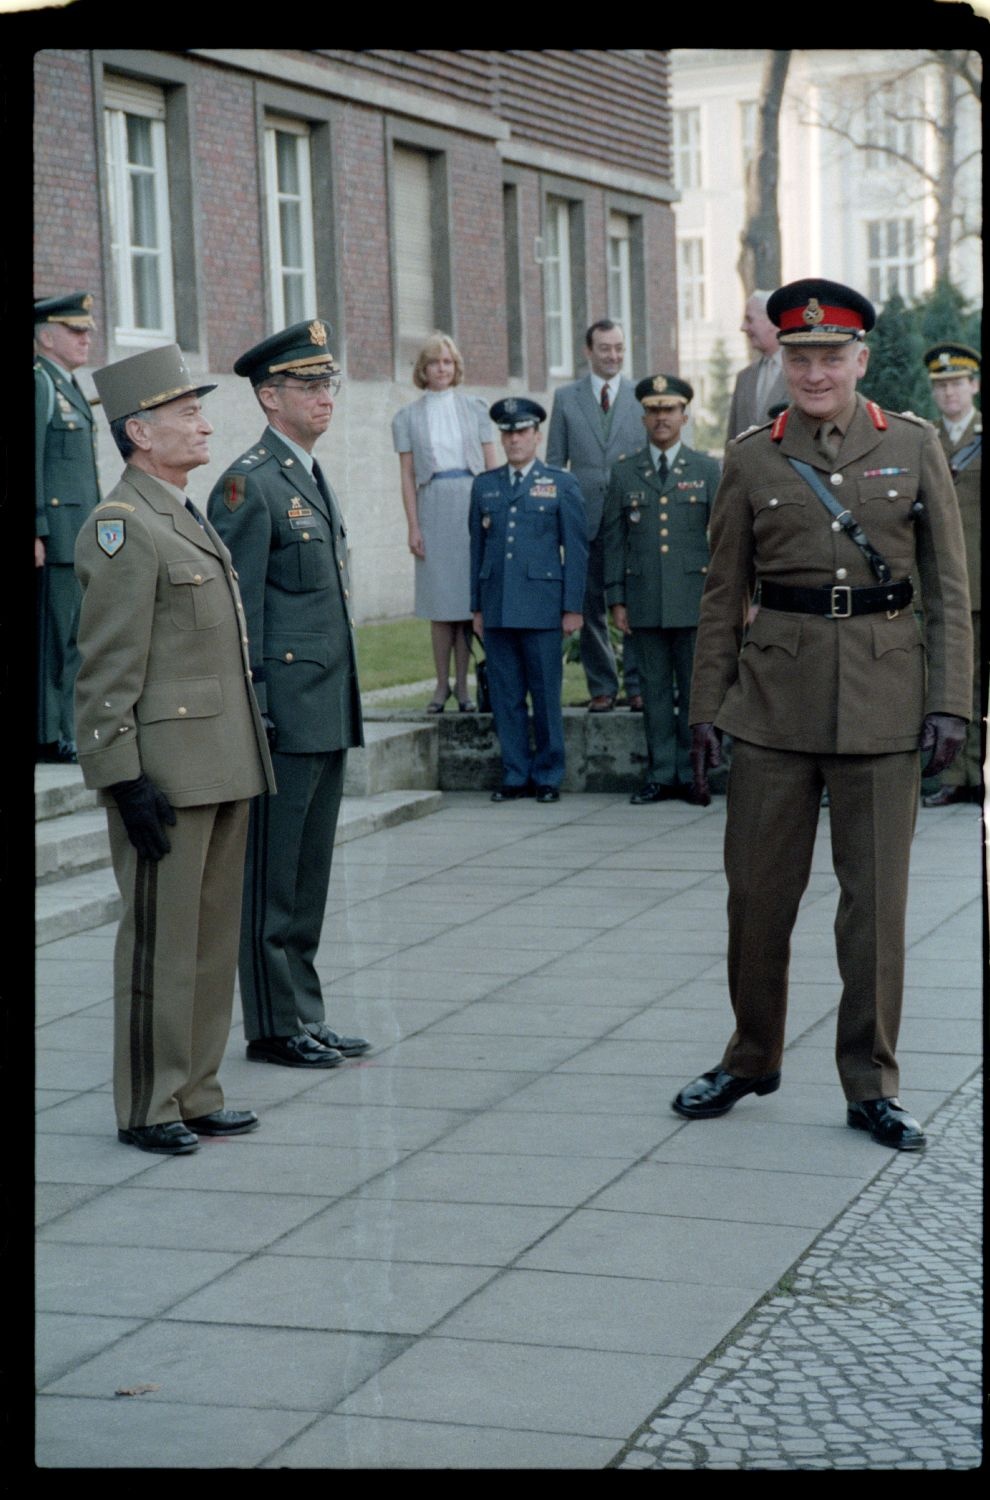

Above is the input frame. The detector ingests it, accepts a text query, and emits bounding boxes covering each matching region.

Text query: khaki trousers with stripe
[108,799,250,1128]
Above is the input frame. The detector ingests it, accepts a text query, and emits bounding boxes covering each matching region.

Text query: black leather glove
[690,722,723,808]
[108,773,176,862]
[261,713,278,751]
[919,713,967,777]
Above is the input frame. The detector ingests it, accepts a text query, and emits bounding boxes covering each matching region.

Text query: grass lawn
[355,616,596,706]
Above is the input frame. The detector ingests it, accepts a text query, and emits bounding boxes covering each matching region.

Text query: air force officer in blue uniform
[470,398,588,803]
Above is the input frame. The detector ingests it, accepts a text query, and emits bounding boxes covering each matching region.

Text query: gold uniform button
[51,498,60,506]
[178,706,188,716]
[660,544,669,554]
[659,513,668,521]
[768,498,778,507]
[660,528,669,538]
[68,422,76,430]
[285,652,294,662]
[888,489,898,498]
[193,574,203,583]
[302,532,310,541]
[701,565,708,574]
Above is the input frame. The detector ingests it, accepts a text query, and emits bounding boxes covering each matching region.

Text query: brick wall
[447,137,507,387]
[33,50,106,365]
[338,102,393,381]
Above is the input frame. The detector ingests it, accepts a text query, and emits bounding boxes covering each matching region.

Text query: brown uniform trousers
[689,397,972,1100]
[938,414,981,790]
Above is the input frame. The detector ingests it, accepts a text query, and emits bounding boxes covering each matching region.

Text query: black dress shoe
[118,1121,199,1154]
[630,782,677,804]
[922,784,976,808]
[491,784,529,802]
[534,785,560,803]
[672,1067,781,1119]
[182,1108,259,1135]
[847,1097,926,1151]
[305,1023,371,1057]
[246,1033,343,1067]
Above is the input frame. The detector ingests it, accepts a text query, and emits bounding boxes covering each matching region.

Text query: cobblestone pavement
[615,1070,983,1471]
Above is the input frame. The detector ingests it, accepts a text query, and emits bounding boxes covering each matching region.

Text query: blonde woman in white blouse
[393,332,498,711]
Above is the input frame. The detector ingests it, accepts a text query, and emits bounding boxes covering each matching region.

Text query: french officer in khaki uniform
[74,345,275,1154]
[675,279,972,1150]
[35,292,102,761]
[603,375,720,802]
[208,320,369,1069]
[920,341,982,806]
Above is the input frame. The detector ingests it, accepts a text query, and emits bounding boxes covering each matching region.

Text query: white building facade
[671,48,982,439]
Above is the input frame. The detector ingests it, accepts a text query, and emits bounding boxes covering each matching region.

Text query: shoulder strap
[950,435,982,476]
[36,362,55,426]
[786,457,892,584]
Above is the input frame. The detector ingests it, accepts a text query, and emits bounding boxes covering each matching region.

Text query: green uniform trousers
[721,739,919,1102]
[635,625,696,786]
[37,562,82,745]
[238,748,346,1040]
[109,799,250,1129]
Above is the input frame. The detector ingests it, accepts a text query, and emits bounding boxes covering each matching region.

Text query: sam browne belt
[758,577,914,619]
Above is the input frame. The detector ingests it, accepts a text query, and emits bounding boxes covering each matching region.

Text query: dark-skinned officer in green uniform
[208,319,370,1069]
[35,292,102,761]
[676,278,972,1152]
[920,342,981,806]
[603,375,721,803]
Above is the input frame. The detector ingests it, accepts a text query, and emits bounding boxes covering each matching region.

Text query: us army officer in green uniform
[208,320,369,1069]
[35,292,102,761]
[677,279,972,1151]
[75,345,274,1154]
[921,342,982,806]
[603,375,720,802]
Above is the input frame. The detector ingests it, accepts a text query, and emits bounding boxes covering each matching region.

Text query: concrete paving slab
[275,1197,569,1267]
[777,1045,979,1093]
[311,1064,539,1111]
[36,1133,166,1187]
[650,1118,888,1175]
[39,1186,333,1251]
[36,1314,143,1389]
[328,969,504,1002]
[248,1101,469,1151]
[556,1039,739,1076]
[516,1207,811,1289]
[589,1161,865,1227]
[265,1413,621,1469]
[167,1254,495,1335]
[360,946,551,976]
[37,1243,245,1317]
[148,1143,407,1197]
[429,1109,680,1161]
[375,1033,591,1072]
[36,1395,316,1468]
[36,1050,113,1092]
[493,974,678,1005]
[540,949,718,981]
[44,1322,408,1410]
[434,1268,759,1358]
[35,1015,113,1052]
[426,1001,641,1038]
[496,1071,674,1116]
[337,1337,695,1438]
[35,1183,106,1227]
[354,1149,629,1208]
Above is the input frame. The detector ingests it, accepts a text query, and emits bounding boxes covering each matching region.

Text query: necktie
[656,452,668,483]
[311,459,331,503]
[185,498,206,529]
[817,424,841,464]
[600,384,610,414]
[512,470,523,490]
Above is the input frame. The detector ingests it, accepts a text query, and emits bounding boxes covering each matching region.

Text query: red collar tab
[865,400,888,431]
[770,409,789,442]
[778,302,864,334]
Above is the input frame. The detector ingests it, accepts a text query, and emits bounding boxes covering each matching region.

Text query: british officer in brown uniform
[675,279,972,1150]
[920,341,981,807]
[74,345,275,1153]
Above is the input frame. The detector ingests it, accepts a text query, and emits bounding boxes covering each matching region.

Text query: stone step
[36,807,112,885]
[34,789,444,947]
[35,764,99,821]
[344,720,438,796]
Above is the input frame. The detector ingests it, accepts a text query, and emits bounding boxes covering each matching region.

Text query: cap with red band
[767,278,876,346]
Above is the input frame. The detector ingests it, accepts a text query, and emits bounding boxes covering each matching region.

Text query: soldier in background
[920,342,982,807]
[35,293,101,762]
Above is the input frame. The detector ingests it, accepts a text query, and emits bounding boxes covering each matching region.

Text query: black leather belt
[759,577,913,619]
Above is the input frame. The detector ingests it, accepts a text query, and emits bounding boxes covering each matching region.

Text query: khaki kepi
[93,343,217,423]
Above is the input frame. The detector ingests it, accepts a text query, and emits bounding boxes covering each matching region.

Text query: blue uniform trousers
[484,626,565,789]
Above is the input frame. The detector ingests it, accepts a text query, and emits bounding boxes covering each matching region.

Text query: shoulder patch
[96,518,126,557]
[224,474,247,511]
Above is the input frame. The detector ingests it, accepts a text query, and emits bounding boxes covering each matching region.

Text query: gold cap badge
[308,320,328,346]
[802,299,825,326]
[652,375,668,393]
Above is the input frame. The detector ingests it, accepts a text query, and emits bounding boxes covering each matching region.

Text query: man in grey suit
[546,319,645,711]
[725,291,789,444]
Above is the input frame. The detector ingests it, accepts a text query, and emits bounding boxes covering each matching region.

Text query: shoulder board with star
[892,410,935,429]
[733,419,774,444]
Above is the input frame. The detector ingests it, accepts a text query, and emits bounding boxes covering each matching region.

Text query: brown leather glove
[690,722,723,807]
[919,713,967,777]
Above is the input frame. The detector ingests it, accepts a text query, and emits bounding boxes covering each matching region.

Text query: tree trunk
[737,50,792,295]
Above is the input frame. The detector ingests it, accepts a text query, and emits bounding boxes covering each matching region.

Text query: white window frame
[545,196,574,378]
[673,108,702,192]
[677,236,707,324]
[865,217,919,304]
[607,212,633,373]
[104,78,175,346]
[264,116,318,331]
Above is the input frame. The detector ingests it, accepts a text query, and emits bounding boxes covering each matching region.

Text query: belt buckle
[829,585,852,618]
